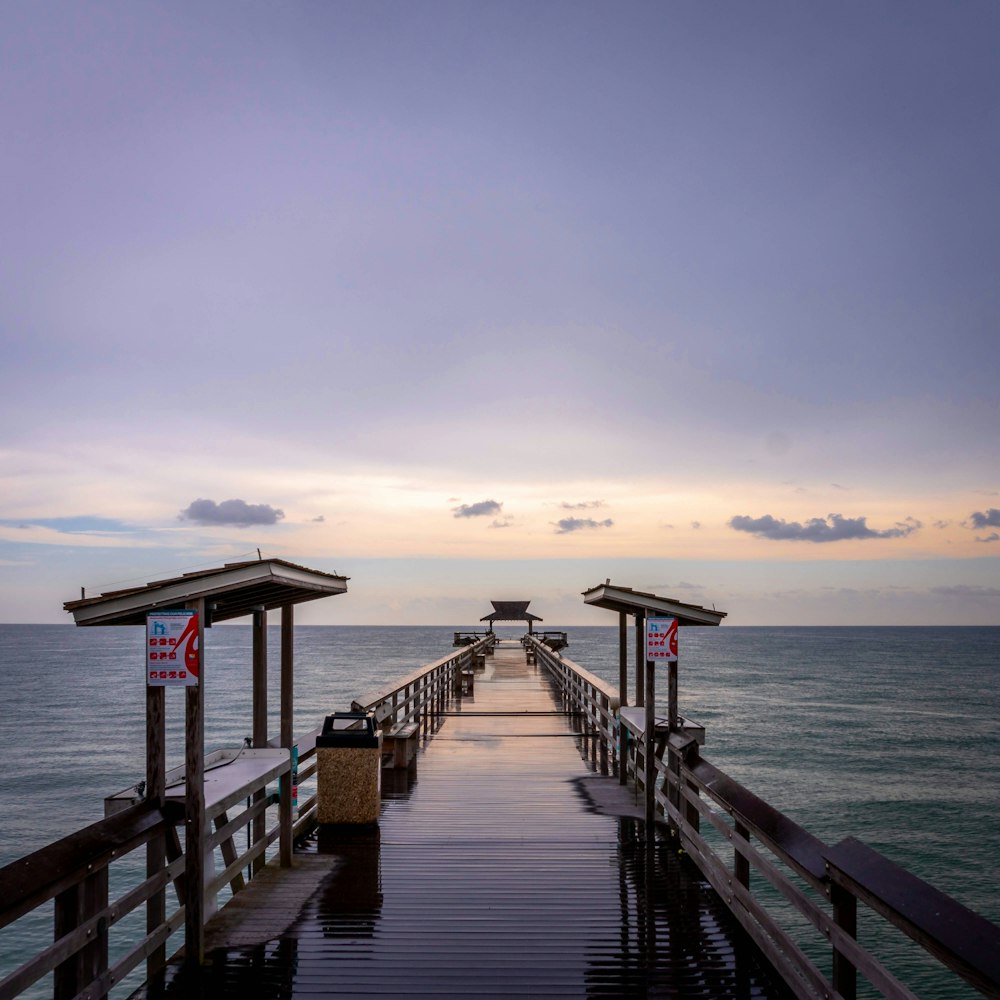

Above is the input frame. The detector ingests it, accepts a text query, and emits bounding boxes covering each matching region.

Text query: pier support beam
[184,598,206,967]
[252,608,268,876]
[634,611,645,707]
[145,682,166,979]
[280,603,294,868]
[644,657,655,835]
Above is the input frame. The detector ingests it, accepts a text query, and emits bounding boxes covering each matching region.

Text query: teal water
[1,624,998,997]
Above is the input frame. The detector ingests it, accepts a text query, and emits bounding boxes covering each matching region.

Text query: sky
[2,1,999,626]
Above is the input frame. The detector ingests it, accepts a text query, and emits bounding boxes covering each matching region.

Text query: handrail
[608,681,1000,998]
[527,636,620,709]
[533,630,1000,997]
[0,757,288,1000]
[352,634,494,726]
[0,800,183,931]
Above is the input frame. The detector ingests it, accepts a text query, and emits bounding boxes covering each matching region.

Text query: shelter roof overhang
[480,600,542,623]
[63,558,349,627]
[582,583,725,627]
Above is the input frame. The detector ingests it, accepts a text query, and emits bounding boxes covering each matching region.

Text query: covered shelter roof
[480,600,542,624]
[582,582,725,627]
[64,558,349,627]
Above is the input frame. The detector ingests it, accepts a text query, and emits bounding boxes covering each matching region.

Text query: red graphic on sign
[169,614,200,677]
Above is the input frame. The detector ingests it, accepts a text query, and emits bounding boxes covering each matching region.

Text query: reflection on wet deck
[136,643,792,998]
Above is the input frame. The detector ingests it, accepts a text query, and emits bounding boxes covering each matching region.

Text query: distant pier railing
[526,634,1000,1000]
[353,634,494,731]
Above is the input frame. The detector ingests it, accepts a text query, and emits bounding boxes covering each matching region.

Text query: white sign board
[645,616,678,663]
[146,609,200,686]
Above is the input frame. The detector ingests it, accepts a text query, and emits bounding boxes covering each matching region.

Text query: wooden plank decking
[135,641,793,998]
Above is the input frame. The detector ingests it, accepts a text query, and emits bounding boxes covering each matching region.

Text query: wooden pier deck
[134,641,791,999]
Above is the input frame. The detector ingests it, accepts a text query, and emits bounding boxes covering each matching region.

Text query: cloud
[968,508,1000,529]
[1,516,133,534]
[554,517,614,534]
[976,532,1000,544]
[559,500,605,510]
[931,585,1000,598]
[490,517,514,529]
[691,521,701,530]
[452,499,503,519]
[312,515,325,523]
[729,513,921,543]
[933,520,950,529]
[831,483,851,491]
[179,498,285,527]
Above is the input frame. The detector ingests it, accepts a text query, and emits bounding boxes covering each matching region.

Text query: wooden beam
[618,611,627,708]
[634,610,645,707]
[184,598,206,966]
[644,657,655,834]
[252,608,268,748]
[145,683,165,978]
[279,603,294,868]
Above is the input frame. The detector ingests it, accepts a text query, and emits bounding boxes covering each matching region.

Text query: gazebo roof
[480,600,542,623]
[582,582,725,627]
[64,558,349,627]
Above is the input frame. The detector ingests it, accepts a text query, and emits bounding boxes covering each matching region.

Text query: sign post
[643,617,678,835]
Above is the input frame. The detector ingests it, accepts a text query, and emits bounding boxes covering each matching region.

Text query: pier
[1,560,999,999]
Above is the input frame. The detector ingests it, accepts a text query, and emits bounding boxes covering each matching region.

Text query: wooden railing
[527,637,620,774]
[272,634,496,834]
[351,634,495,731]
[0,755,287,1000]
[531,635,1000,1000]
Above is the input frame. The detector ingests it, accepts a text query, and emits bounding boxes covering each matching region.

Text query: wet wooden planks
[134,641,793,999]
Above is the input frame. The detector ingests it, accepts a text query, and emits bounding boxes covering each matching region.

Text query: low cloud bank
[180,498,285,527]
[729,512,920,543]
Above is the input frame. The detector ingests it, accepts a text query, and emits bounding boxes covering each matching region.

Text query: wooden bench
[382,721,420,768]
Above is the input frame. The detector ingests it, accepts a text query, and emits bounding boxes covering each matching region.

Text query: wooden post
[618,611,628,707]
[252,608,268,876]
[644,656,655,836]
[279,603,294,868]
[252,608,268,746]
[145,683,166,978]
[54,867,109,1000]
[831,883,858,1000]
[734,820,751,889]
[667,658,678,733]
[667,653,681,825]
[184,598,206,967]
[634,610,645,707]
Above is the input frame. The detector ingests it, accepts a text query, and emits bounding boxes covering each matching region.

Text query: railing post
[54,867,109,1000]
[618,715,627,784]
[831,882,858,1000]
[734,820,750,890]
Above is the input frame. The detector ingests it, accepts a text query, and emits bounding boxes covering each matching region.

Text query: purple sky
[2,1,998,624]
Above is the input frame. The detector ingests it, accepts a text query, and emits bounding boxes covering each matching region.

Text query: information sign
[146,609,200,686]
[645,616,678,663]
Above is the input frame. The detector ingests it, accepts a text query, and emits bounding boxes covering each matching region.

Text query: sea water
[1,624,997,997]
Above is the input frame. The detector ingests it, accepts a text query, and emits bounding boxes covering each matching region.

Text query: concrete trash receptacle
[316,711,382,825]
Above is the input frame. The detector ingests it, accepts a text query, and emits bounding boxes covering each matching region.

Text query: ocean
[1,624,998,998]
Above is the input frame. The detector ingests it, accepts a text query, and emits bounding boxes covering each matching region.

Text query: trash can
[316,711,382,825]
